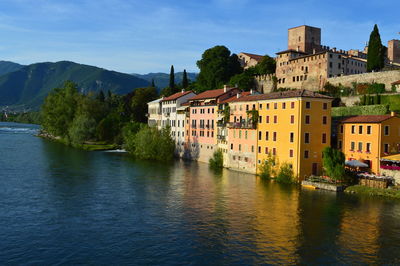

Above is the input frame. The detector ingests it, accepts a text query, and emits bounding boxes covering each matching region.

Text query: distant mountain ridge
[0,61,24,75]
[0,61,149,109]
[132,72,198,89]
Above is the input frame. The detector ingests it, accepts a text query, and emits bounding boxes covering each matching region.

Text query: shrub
[322,147,345,182]
[209,149,223,169]
[332,105,388,117]
[276,163,295,184]
[367,83,385,94]
[258,153,277,179]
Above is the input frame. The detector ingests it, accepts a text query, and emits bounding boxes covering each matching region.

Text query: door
[312,163,318,176]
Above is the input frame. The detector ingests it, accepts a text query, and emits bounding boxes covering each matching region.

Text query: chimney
[181,89,185,93]
[250,89,253,95]
[224,85,228,92]
[236,93,241,98]
[391,111,396,117]
[313,48,316,54]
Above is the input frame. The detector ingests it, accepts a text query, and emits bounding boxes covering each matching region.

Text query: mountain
[132,72,197,89]
[0,61,24,75]
[0,61,149,109]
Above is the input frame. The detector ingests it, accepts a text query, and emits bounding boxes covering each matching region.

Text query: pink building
[186,86,240,162]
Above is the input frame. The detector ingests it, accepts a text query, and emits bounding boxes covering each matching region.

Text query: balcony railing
[227,121,256,129]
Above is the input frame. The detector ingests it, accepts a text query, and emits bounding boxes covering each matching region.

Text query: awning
[345,160,369,168]
[381,154,400,163]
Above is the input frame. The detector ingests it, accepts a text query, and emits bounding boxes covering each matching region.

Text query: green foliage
[380,94,400,112]
[367,83,385,94]
[223,105,230,124]
[130,87,158,123]
[96,113,121,143]
[133,72,197,90]
[345,185,400,199]
[68,114,97,145]
[209,149,223,169]
[122,122,145,153]
[130,126,175,161]
[276,163,295,184]
[0,61,149,108]
[367,24,385,72]
[323,82,353,97]
[254,55,276,75]
[196,45,242,92]
[1,111,41,124]
[0,60,23,75]
[322,147,346,181]
[258,153,277,179]
[246,109,259,127]
[182,69,189,89]
[332,105,388,117]
[169,65,175,89]
[229,66,258,90]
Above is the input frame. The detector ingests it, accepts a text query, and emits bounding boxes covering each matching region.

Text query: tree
[322,147,346,181]
[276,163,295,183]
[196,45,243,92]
[229,67,256,90]
[151,79,156,88]
[367,24,385,72]
[255,55,276,75]
[97,90,105,102]
[182,69,189,89]
[130,87,158,123]
[169,65,175,89]
[68,114,97,145]
[209,149,223,169]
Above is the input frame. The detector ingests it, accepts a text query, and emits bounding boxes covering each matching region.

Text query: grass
[345,185,400,199]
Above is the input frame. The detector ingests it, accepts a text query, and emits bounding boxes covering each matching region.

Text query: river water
[1,122,400,265]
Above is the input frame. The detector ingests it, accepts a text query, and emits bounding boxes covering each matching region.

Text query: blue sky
[0,0,398,74]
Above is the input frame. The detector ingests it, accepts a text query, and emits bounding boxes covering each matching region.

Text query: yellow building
[338,114,400,174]
[231,90,333,180]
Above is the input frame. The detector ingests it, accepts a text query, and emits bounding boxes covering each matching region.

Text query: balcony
[217,121,227,127]
[227,121,256,129]
[217,135,226,141]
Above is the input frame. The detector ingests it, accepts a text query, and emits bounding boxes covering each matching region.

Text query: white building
[147,98,163,128]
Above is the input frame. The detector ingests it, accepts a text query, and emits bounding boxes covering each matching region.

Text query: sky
[0,0,398,74]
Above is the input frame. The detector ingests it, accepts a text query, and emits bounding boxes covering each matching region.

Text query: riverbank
[345,185,400,199]
[37,131,119,151]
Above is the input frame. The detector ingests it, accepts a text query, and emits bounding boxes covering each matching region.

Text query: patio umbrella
[345,160,369,168]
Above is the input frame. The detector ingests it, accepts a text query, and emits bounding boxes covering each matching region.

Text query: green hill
[0,61,149,109]
[0,61,24,75]
[132,72,197,89]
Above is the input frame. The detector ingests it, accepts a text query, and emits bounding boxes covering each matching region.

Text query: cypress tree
[151,79,155,88]
[182,69,189,89]
[169,65,175,89]
[367,24,385,72]
[97,90,105,102]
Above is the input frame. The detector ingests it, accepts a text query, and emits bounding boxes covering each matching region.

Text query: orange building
[338,114,400,174]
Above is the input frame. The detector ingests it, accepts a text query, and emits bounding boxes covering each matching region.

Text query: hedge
[380,95,400,112]
[332,105,388,117]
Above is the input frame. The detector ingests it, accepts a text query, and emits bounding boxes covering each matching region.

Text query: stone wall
[380,169,400,185]
[327,70,400,90]
[254,74,275,93]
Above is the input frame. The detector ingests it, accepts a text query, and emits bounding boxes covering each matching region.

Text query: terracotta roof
[240,52,264,62]
[392,80,400,85]
[188,88,229,101]
[180,101,190,106]
[340,115,395,124]
[276,49,307,55]
[219,91,251,104]
[162,91,194,101]
[230,89,333,103]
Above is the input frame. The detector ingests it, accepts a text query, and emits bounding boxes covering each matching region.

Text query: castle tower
[388,39,400,64]
[288,25,321,54]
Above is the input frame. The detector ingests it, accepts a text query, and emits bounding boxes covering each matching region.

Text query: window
[323,103,328,110]
[291,102,295,109]
[251,146,254,153]
[272,148,276,155]
[290,115,295,124]
[258,146,261,153]
[259,104,262,109]
[305,115,310,124]
[265,147,268,154]
[259,116,262,123]
[384,125,390,136]
[304,150,309,159]
[305,102,311,109]
[338,140,342,149]
[265,131,269,141]
[384,144,389,153]
[230,143,233,150]
[367,126,371,134]
[340,125,343,134]
[289,149,294,157]
[290,132,294,143]
[266,116,270,123]
[359,125,363,134]
[258,131,262,140]
[239,144,241,151]
[273,132,277,141]
[239,130,242,139]
[245,131,248,139]
[322,133,327,144]
[351,125,355,134]
[323,116,327,125]
[351,141,355,151]
[282,102,286,109]
[266,103,270,110]
[305,133,310,144]
[274,103,278,109]
[274,116,277,123]
[366,143,371,153]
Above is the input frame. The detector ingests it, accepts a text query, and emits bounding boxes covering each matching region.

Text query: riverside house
[186,86,240,162]
[338,113,400,174]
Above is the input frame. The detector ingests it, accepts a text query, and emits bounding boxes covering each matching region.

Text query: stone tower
[388,39,400,64]
[288,25,321,54]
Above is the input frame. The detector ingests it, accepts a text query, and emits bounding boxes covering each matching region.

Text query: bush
[276,163,295,184]
[209,149,223,169]
[367,83,385,94]
[322,147,345,182]
[258,153,277,179]
[332,105,388,117]
[380,94,400,112]
[68,114,97,145]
